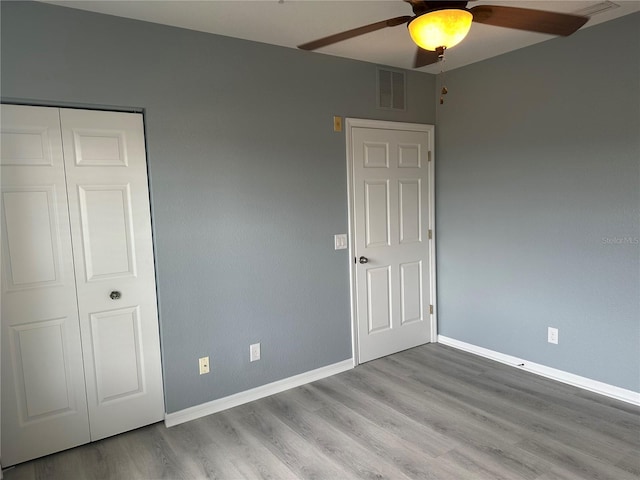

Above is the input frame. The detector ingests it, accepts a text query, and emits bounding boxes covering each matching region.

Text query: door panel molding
[77,183,137,281]
[366,265,392,333]
[9,317,78,422]
[1,186,64,291]
[400,260,423,325]
[0,126,55,167]
[72,128,128,167]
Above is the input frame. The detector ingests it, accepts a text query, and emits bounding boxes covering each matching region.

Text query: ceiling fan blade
[414,48,441,68]
[298,16,412,51]
[470,5,588,36]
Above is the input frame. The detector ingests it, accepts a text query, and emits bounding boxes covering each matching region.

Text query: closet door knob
[110,291,122,300]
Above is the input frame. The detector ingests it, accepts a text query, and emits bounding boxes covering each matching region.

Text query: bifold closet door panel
[1,104,91,466]
[60,108,165,441]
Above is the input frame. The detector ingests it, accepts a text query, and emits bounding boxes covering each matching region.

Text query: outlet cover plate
[548,327,559,345]
[250,343,261,362]
[199,356,210,374]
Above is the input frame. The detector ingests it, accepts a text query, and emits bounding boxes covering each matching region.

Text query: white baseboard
[438,336,640,406]
[165,358,354,427]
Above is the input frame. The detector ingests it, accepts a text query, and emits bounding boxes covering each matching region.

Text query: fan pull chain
[438,48,448,105]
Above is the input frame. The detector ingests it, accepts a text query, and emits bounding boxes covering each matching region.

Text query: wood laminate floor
[4,344,639,480]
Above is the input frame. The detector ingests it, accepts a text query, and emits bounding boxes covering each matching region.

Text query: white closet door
[1,105,90,466]
[2,105,165,466]
[60,108,164,440]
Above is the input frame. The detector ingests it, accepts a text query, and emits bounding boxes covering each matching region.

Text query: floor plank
[4,343,639,480]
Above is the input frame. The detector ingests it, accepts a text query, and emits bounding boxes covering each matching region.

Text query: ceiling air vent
[378,68,406,111]
[573,1,619,17]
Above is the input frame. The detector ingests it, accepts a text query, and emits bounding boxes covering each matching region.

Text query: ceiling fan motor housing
[407,0,470,16]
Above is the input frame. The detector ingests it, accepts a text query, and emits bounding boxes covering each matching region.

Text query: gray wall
[436,13,640,392]
[3,0,637,415]
[0,1,435,413]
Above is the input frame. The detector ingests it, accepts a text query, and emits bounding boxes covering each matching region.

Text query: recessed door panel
[90,307,144,403]
[11,318,76,420]
[73,130,127,166]
[363,142,389,168]
[398,143,421,168]
[400,261,423,325]
[78,184,136,280]
[367,266,392,333]
[2,187,61,289]
[399,180,421,244]
[1,127,53,166]
[365,181,390,248]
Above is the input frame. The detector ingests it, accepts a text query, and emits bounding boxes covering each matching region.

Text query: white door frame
[345,118,437,366]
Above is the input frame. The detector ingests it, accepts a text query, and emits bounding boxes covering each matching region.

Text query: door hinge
[429,304,434,315]
[428,229,433,240]
[428,151,432,162]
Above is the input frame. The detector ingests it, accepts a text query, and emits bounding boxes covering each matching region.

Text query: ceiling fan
[298,1,589,68]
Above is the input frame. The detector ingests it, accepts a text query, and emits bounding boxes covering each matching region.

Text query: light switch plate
[333,116,342,132]
[334,234,348,250]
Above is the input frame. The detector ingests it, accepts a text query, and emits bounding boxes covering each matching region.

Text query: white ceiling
[44,0,640,73]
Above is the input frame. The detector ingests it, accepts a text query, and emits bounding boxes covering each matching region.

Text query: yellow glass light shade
[408,9,473,51]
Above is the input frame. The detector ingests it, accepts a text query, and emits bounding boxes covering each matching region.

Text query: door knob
[110,291,122,300]
[359,256,369,264]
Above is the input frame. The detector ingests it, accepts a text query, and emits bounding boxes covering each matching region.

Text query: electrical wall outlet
[199,356,210,375]
[334,234,347,250]
[548,327,559,345]
[250,343,261,362]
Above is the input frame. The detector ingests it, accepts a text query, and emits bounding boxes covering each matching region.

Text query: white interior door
[59,108,164,440]
[1,105,90,465]
[348,120,436,364]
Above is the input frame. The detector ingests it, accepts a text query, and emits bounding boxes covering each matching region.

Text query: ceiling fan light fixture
[408,8,473,51]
